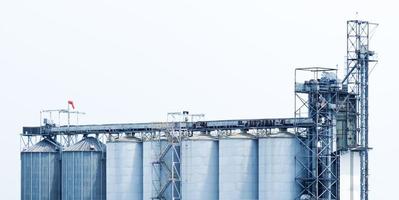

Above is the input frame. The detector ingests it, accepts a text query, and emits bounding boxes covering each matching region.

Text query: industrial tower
[294,20,377,200]
[294,67,341,200]
[343,20,378,200]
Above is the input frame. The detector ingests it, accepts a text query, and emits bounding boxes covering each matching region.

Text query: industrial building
[20,20,377,200]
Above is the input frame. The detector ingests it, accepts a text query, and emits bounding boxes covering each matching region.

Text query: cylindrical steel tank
[181,134,218,200]
[106,135,143,200]
[143,137,173,200]
[62,137,106,200]
[258,131,302,199]
[219,132,258,200]
[21,139,61,200]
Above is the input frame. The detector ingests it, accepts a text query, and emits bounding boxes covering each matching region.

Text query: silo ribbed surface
[181,134,218,200]
[258,132,302,200]
[143,138,173,200]
[21,139,61,200]
[62,137,106,200]
[219,133,258,200]
[106,136,143,200]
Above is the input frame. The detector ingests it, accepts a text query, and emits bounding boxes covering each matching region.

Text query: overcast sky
[0,0,397,199]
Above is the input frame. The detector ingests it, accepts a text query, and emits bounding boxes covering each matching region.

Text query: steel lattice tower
[342,20,378,200]
[295,67,340,200]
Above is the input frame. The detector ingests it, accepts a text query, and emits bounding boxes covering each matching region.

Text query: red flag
[68,100,75,109]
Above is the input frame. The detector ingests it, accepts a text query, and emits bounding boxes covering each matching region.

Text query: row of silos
[182,131,302,200]
[21,137,106,200]
[106,130,303,200]
[22,131,303,200]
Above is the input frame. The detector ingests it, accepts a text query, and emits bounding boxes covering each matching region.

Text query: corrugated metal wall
[62,137,106,200]
[21,139,61,200]
[21,134,306,200]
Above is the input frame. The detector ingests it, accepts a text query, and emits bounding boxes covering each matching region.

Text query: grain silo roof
[64,137,106,152]
[22,139,60,152]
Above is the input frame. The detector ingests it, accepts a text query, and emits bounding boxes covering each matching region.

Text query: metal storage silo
[62,136,106,200]
[21,138,61,200]
[258,130,302,200]
[143,137,173,200]
[181,134,218,200]
[106,135,143,200]
[219,132,258,200]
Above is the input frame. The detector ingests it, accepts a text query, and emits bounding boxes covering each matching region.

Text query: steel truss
[342,20,378,200]
[295,67,340,200]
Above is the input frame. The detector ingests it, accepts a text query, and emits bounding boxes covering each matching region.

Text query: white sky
[0,0,397,199]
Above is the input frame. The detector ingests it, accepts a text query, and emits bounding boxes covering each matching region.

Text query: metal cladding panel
[106,140,143,200]
[258,134,302,200]
[143,140,173,200]
[62,138,106,200]
[21,151,61,200]
[219,137,258,200]
[181,138,218,200]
